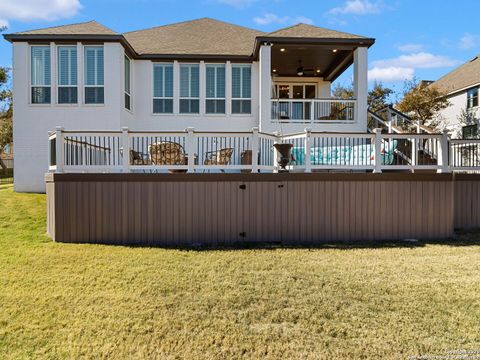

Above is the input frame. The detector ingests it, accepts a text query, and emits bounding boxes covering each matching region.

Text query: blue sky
[1,0,480,95]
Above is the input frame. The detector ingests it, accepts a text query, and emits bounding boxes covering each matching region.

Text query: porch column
[353,47,368,130]
[259,44,272,132]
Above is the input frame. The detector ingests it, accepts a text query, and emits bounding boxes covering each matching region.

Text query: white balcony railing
[271,98,356,124]
[48,127,480,174]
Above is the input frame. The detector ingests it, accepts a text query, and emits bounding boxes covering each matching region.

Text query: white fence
[48,127,480,174]
[271,99,356,123]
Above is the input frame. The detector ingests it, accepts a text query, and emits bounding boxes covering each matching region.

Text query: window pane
[180,99,199,114]
[32,87,51,104]
[242,66,251,98]
[206,99,225,114]
[232,67,241,98]
[85,87,104,104]
[217,66,225,98]
[206,66,215,98]
[58,87,78,104]
[180,64,199,98]
[31,46,51,86]
[232,99,251,114]
[164,66,173,97]
[125,93,131,110]
[153,99,173,113]
[124,56,130,94]
[153,66,164,98]
[180,66,189,98]
[84,47,103,86]
[58,47,77,86]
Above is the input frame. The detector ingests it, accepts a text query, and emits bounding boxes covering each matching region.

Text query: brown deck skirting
[45,172,469,246]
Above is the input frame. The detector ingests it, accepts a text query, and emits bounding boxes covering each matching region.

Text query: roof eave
[253,36,375,58]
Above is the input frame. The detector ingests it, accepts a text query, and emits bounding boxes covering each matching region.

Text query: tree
[332,81,394,111]
[396,78,450,129]
[0,28,13,175]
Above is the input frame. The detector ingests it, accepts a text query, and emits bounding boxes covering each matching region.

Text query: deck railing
[271,99,356,123]
[48,127,480,173]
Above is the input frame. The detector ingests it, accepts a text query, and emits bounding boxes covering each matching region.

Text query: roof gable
[124,18,264,56]
[266,23,366,40]
[15,20,118,35]
[432,56,480,95]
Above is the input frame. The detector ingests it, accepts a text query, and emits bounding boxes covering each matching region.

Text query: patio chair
[149,141,188,171]
[203,148,234,172]
[129,149,150,165]
[318,104,349,121]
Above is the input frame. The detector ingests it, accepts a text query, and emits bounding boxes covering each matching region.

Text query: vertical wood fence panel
[46,173,461,245]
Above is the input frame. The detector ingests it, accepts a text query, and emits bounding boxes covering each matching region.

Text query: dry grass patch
[0,185,480,359]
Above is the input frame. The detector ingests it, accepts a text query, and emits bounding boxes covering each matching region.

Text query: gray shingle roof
[432,56,480,95]
[124,18,264,56]
[266,23,367,39]
[15,20,118,35]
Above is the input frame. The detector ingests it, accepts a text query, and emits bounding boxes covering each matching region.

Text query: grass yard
[1,184,480,359]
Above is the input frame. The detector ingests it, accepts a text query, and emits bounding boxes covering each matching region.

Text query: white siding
[437,90,480,137]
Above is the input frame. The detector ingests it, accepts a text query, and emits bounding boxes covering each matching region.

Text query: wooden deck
[44,172,480,247]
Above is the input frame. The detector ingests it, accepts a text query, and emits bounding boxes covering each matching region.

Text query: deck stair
[368,106,438,167]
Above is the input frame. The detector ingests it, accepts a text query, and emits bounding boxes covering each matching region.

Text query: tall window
[463,124,478,139]
[206,64,225,114]
[467,87,478,109]
[31,46,51,104]
[153,63,173,113]
[180,64,199,114]
[57,46,77,104]
[84,46,104,104]
[232,64,251,114]
[124,56,131,110]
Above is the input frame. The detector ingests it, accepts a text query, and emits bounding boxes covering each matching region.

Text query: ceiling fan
[296,59,316,76]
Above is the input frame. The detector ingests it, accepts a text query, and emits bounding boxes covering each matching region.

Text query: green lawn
[1,184,480,359]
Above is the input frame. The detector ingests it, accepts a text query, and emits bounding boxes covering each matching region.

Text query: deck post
[121,127,130,173]
[273,131,280,173]
[387,109,393,134]
[186,127,195,173]
[55,126,64,173]
[411,137,417,172]
[373,128,382,173]
[437,129,451,173]
[304,128,312,173]
[251,127,259,173]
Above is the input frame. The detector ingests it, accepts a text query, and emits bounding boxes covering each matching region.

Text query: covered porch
[254,25,374,133]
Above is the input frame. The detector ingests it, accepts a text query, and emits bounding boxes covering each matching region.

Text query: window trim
[179,63,200,114]
[152,62,174,114]
[231,63,252,115]
[205,63,226,114]
[83,45,104,105]
[30,45,52,105]
[124,55,132,111]
[57,45,78,105]
[467,87,479,109]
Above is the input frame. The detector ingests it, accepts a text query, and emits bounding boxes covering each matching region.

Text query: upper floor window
[84,46,104,104]
[232,64,251,114]
[153,63,173,114]
[467,87,478,109]
[463,124,478,139]
[124,56,131,110]
[179,64,199,114]
[31,46,51,104]
[57,46,77,104]
[206,64,225,114]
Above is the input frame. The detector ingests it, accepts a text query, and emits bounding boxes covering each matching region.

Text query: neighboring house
[0,143,13,170]
[431,55,480,138]
[4,18,373,192]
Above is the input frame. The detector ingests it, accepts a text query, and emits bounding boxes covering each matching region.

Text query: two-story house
[4,18,374,192]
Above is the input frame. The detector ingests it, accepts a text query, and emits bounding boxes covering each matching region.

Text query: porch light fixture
[316,69,321,73]
[280,48,286,52]
[273,69,277,72]
[332,49,338,53]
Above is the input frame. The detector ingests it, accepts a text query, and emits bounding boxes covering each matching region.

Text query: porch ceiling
[271,44,355,81]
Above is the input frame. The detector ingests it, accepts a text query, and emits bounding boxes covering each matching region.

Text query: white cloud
[459,33,478,50]
[396,43,424,53]
[253,13,288,25]
[293,16,314,25]
[329,0,382,15]
[372,52,460,69]
[0,0,81,27]
[368,66,414,82]
[217,0,256,8]
[253,13,313,26]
